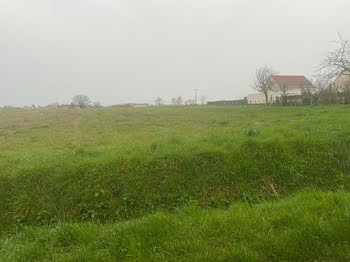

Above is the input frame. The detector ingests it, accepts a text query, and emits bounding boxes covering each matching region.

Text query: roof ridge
[271,75,312,87]
[272,75,307,77]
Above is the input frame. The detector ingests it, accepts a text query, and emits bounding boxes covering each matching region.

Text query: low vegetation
[0,106,350,260]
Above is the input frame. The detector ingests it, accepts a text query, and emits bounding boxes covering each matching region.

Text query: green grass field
[0,105,350,261]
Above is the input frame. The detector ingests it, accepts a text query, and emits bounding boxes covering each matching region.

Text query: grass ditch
[0,191,349,261]
[0,137,349,235]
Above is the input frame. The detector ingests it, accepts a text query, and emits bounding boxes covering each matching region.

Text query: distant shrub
[218,121,229,126]
[150,142,159,152]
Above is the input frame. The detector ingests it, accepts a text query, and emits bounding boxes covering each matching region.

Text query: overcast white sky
[1,0,349,106]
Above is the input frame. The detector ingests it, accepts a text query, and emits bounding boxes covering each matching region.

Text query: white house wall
[332,72,350,92]
[247,88,304,104]
[247,92,280,104]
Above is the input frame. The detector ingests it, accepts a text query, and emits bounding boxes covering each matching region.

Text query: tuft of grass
[245,128,259,136]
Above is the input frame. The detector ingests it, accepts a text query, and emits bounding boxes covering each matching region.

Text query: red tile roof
[271,75,312,87]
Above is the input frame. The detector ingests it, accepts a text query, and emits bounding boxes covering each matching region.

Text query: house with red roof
[247,75,313,104]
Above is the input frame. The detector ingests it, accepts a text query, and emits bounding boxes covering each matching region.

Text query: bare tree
[176,96,183,105]
[252,65,278,105]
[200,96,206,105]
[3,105,14,110]
[155,97,164,106]
[319,34,350,79]
[171,96,183,105]
[301,85,315,106]
[93,101,103,108]
[47,102,61,109]
[185,99,195,105]
[312,75,332,93]
[311,76,335,105]
[279,84,288,106]
[72,95,91,108]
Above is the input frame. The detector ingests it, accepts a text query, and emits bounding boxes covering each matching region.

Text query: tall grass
[0,191,349,261]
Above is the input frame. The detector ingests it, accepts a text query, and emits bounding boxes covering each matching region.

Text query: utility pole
[194,89,199,105]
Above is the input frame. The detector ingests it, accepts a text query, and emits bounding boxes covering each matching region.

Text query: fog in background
[1,0,350,106]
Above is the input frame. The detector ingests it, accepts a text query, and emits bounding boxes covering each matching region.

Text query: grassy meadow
[0,105,350,261]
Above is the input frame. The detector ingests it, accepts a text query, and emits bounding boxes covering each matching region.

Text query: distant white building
[110,103,149,108]
[248,75,313,104]
[332,70,350,92]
